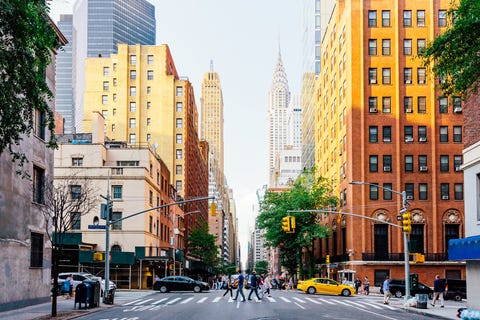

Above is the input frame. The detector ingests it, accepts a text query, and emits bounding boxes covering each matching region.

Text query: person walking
[222,274,233,298]
[431,275,445,308]
[232,270,246,302]
[354,277,362,295]
[383,276,391,304]
[248,270,262,301]
[364,276,370,295]
[262,274,272,297]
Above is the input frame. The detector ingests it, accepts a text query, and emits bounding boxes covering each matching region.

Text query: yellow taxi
[297,278,354,296]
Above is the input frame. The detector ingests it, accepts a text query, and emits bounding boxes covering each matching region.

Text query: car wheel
[341,289,351,297]
[394,290,403,298]
[454,294,462,302]
[193,285,201,293]
[307,287,316,294]
[160,286,168,293]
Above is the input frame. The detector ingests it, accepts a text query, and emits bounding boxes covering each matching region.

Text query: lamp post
[349,181,410,305]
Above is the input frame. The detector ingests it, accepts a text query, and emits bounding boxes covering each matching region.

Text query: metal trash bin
[416,293,428,309]
[104,288,115,305]
[83,280,101,308]
[74,283,88,309]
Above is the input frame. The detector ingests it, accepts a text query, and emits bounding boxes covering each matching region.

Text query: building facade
[314,0,465,286]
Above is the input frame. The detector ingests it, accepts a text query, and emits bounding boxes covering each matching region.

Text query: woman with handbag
[222,274,233,298]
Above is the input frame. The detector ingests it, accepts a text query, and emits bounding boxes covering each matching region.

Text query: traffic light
[414,253,425,263]
[289,216,296,231]
[169,264,174,270]
[210,202,216,216]
[281,216,291,232]
[100,201,113,220]
[402,211,411,234]
[326,254,330,264]
[93,252,104,261]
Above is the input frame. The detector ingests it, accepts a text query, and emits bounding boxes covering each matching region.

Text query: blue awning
[448,235,480,260]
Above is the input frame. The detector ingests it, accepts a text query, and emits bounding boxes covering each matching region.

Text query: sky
[49,0,303,264]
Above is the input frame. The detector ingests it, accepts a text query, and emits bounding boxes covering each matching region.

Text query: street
[73,289,456,320]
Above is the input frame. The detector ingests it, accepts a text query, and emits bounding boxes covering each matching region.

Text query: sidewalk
[388,298,461,320]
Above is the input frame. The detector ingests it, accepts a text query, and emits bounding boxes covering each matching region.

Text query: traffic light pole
[402,191,411,304]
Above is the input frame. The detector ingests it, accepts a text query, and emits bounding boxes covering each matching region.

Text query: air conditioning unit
[370,79,377,84]
[369,107,378,113]
[455,166,462,172]
[405,108,413,113]
[338,151,343,156]
[419,137,427,142]
[383,137,391,142]
[405,137,414,143]
[405,80,412,84]
[419,80,425,84]
[383,166,391,172]
[454,107,462,113]
[442,195,449,200]
[406,195,414,200]
[419,166,428,172]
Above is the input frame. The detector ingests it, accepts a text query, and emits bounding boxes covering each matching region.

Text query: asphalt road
[74,289,444,320]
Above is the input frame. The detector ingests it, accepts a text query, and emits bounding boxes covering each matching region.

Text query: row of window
[368,38,426,57]
[368,9,448,28]
[368,183,463,201]
[368,125,462,144]
[368,67,427,85]
[368,154,462,173]
[368,95,462,114]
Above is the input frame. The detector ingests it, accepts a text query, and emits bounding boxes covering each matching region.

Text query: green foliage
[254,260,269,274]
[186,220,219,269]
[0,0,59,171]
[421,0,480,97]
[257,169,337,277]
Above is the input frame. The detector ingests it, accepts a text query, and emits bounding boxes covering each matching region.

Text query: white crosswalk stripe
[354,301,382,309]
[134,298,154,305]
[197,297,208,303]
[152,297,169,305]
[318,298,336,305]
[305,297,322,304]
[180,297,194,304]
[292,297,307,304]
[212,297,222,303]
[123,299,143,306]
[266,297,276,302]
[279,296,291,303]
[166,297,182,305]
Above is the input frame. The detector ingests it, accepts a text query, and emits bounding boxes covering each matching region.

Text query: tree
[40,176,98,317]
[421,0,480,97]
[0,0,60,171]
[254,260,269,275]
[257,170,338,279]
[186,220,219,271]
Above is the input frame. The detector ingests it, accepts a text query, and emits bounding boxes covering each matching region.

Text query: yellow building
[315,0,464,285]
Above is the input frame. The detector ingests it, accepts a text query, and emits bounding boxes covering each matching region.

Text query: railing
[362,252,448,262]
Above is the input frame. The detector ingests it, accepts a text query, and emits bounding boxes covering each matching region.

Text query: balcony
[362,252,448,262]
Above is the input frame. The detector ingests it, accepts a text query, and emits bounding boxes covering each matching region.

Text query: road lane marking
[305,297,322,304]
[123,299,142,306]
[355,301,382,309]
[212,297,222,303]
[151,298,169,305]
[280,297,291,303]
[180,297,194,304]
[166,297,182,305]
[294,302,306,309]
[134,298,153,305]
[346,301,368,308]
[318,298,336,305]
[197,297,208,303]
[293,297,307,304]
[266,297,276,302]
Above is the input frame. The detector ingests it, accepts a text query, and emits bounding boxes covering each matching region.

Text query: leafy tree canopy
[0,0,59,169]
[421,0,480,97]
[187,220,219,269]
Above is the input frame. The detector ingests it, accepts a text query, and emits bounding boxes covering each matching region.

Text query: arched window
[111,245,121,252]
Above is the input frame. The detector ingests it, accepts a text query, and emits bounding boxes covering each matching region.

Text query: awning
[448,235,480,260]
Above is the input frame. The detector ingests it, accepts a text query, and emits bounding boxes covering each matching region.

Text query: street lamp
[349,181,410,305]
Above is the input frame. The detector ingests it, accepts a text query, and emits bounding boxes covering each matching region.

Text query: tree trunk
[51,245,58,317]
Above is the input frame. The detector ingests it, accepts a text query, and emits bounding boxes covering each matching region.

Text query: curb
[404,307,455,320]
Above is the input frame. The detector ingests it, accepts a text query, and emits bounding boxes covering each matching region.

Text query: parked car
[380,278,433,299]
[153,276,210,293]
[297,278,354,296]
[443,278,467,301]
[58,272,116,294]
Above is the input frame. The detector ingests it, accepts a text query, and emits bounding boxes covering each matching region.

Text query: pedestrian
[288,277,294,290]
[364,276,370,295]
[431,275,445,308]
[248,270,262,301]
[63,274,74,299]
[222,274,233,298]
[262,274,272,297]
[232,270,246,302]
[354,277,362,295]
[383,276,391,304]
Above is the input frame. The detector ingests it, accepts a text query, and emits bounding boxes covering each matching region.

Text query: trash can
[83,280,101,308]
[74,283,88,310]
[416,294,428,309]
[104,288,115,305]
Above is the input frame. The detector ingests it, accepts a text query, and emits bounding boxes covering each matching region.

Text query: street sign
[88,224,106,229]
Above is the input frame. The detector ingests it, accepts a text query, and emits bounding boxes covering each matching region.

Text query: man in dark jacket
[431,275,445,307]
[247,270,262,301]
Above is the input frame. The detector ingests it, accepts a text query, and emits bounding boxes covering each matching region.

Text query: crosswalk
[120,293,400,312]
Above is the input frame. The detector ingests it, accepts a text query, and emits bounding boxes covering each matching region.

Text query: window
[417,68,426,84]
[130,70,136,80]
[176,149,183,159]
[130,55,136,66]
[70,185,81,200]
[383,126,391,142]
[454,183,463,200]
[453,126,462,143]
[176,118,183,128]
[176,180,182,191]
[404,68,412,84]
[440,126,449,142]
[404,96,413,112]
[111,212,122,230]
[418,155,428,169]
[103,81,109,91]
[454,155,463,171]
[147,70,154,80]
[176,134,183,144]
[116,161,139,166]
[441,183,450,199]
[439,97,448,113]
[102,109,108,119]
[417,10,426,26]
[418,126,427,141]
[440,155,449,172]
[369,97,378,111]
[113,78,117,86]
[405,155,414,172]
[30,232,43,268]
[130,86,136,97]
[34,109,46,140]
[176,86,183,96]
[417,39,426,55]
[146,133,151,142]
[453,97,462,111]
[404,126,413,141]
[419,184,428,200]
[383,155,392,172]
[112,124,115,132]
[369,183,379,200]
[405,183,414,200]
[111,185,122,199]
[404,39,412,55]
[71,212,81,230]
[103,67,109,76]
[382,97,391,113]
[129,118,136,128]
[72,157,83,166]
[383,183,393,200]
[382,10,390,27]
[382,39,391,56]
[129,102,136,112]
[438,10,447,27]
[382,68,391,84]
[147,118,151,126]
[369,155,378,172]
[102,95,108,105]
[129,133,136,144]
[147,55,153,64]
[403,10,412,27]
[369,126,378,143]
[176,102,183,112]
[368,39,377,55]
[369,68,377,84]
[113,94,117,102]
[176,165,182,175]
[368,10,377,27]
[112,63,117,71]
[32,165,44,204]
[147,102,151,109]
[149,190,153,205]
[418,96,426,113]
